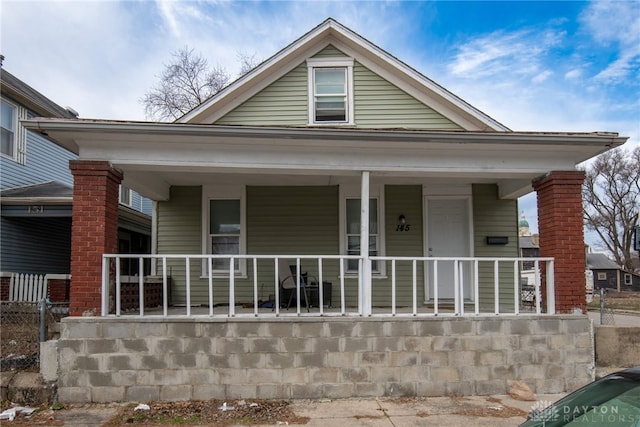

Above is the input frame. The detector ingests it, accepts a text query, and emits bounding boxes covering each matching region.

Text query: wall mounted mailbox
[486,236,509,245]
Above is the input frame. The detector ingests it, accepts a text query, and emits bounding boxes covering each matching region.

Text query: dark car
[520,366,640,427]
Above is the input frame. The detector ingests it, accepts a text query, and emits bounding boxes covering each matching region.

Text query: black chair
[277,260,312,310]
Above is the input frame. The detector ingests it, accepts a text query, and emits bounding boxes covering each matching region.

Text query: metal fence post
[600,288,605,325]
[39,298,47,342]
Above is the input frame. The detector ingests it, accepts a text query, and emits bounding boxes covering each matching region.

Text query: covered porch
[21,120,626,318]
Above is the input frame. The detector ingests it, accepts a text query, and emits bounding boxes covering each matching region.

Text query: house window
[345,198,379,273]
[307,57,354,125]
[624,274,632,286]
[209,199,241,272]
[119,185,132,207]
[597,272,607,281]
[314,68,347,121]
[1,99,16,159]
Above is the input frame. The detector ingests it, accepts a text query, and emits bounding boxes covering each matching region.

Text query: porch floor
[110,302,537,317]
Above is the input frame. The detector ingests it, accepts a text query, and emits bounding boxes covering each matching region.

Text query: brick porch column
[69,160,122,316]
[533,170,586,314]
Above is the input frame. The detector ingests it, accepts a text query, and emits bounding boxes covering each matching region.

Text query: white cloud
[448,28,564,79]
[580,1,640,46]
[594,49,640,83]
[564,68,583,79]
[532,70,553,83]
[156,0,183,37]
[579,1,640,83]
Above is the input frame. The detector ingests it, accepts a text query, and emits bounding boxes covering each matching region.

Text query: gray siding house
[587,253,640,292]
[0,68,152,277]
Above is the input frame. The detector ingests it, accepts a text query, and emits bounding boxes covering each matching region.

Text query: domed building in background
[518,212,539,286]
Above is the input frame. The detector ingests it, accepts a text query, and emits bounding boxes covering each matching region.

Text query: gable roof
[1,181,73,199]
[587,253,621,270]
[519,235,539,249]
[0,68,78,119]
[177,18,510,132]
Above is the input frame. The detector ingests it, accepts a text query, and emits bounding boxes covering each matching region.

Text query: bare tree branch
[140,46,230,121]
[237,51,261,75]
[583,146,640,272]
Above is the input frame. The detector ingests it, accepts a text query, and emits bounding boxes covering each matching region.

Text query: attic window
[307,57,354,125]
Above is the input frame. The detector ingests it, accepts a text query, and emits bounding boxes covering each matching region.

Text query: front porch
[18,123,619,317]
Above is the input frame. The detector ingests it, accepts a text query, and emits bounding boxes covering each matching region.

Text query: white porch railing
[101,254,554,318]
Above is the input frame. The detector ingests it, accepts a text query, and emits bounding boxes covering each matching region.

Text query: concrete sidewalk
[38,394,563,426]
[285,394,563,427]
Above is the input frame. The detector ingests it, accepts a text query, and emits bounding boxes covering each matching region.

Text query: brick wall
[533,171,587,314]
[69,161,122,316]
[0,276,9,301]
[48,277,71,302]
[55,316,594,403]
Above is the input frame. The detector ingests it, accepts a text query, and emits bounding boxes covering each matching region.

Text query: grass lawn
[587,291,640,312]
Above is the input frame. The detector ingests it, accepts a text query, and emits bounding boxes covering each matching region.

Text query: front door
[425,197,472,300]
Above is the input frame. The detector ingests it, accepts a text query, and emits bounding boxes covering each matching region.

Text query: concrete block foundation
[54,315,595,403]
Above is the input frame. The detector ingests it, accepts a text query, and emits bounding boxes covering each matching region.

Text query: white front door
[425,198,472,300]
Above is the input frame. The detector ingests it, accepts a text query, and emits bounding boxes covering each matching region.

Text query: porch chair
[277,260,311,311]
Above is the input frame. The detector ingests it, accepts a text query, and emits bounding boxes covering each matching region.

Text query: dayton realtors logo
[529,400,640,424]
[529,400,560,423]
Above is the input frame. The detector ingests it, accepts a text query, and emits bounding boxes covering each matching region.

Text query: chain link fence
[0,301,68,372]
[597,288,616,325]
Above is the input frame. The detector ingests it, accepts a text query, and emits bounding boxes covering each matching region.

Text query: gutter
[22,118,629,149]
[0,197,72,205]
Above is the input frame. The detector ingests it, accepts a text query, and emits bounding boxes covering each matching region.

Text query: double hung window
[307,57,354,125]
[345,198,379,273]
[314,68,347,122]
[119,186,132,207]
[1,99,16,159]
[209,199,241,271]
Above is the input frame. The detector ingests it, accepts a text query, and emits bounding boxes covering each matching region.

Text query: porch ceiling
[22,119,627,201]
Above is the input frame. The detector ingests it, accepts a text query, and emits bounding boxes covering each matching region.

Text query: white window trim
[1,97,18,162]
[306,57,355,125]
[339,183,385,277]
[597,272,607,281]
[201,184,246,277]
[624,273,632,285]
[119,185,132,207]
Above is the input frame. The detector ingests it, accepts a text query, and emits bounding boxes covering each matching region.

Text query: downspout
[360,171,372,316]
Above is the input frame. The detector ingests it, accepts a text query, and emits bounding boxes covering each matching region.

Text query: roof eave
[22,118,628,163]
[0,197,72,205]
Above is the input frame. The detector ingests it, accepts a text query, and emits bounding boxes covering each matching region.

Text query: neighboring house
[22,18,630,404]
[0,68,152,280]
[23,18,627,316]
[587,253,640,292]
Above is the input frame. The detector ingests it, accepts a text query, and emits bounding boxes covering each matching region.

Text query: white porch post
[360,171,372,316]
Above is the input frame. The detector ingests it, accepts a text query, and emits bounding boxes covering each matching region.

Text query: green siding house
[24,18,632,404]
[25,18,627,318]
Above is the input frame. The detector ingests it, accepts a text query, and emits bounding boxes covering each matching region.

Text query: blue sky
[2,0,639,244]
